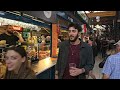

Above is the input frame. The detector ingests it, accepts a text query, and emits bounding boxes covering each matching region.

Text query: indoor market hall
[0,11,119,79]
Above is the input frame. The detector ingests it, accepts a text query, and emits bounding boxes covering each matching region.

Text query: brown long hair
[4,46,32,79]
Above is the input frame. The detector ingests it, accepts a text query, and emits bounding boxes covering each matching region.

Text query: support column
[51,24,58,58]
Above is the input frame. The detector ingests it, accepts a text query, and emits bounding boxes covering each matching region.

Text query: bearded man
[55,23,94,79]
[0,25,24,46]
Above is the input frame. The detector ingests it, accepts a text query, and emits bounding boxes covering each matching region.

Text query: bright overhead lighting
[23,13,34,18]
[85,11,90,13]
[93,28,97,30]
[102,25,106,28]
[85,11,106,13]
[93,11,106,13]
[6,11,21,16]
[95,24,105,30]
[0,17,39,30]
[32,18,45,23]
[77,11,84,14]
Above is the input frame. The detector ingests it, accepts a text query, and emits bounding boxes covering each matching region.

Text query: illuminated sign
[12,26,23,31]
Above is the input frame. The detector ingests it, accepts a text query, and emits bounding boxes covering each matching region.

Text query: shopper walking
[55,23,94,79]
[102,40,120,79]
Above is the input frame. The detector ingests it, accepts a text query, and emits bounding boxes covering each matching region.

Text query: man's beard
[69,34,79,42]
[7,31,13,34]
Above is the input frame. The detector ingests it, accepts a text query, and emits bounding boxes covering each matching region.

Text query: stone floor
[88,49,115,79]
[92,54,103,79]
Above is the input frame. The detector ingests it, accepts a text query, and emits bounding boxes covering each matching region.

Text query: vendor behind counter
[0,25,25,62]
[0,25,24,47]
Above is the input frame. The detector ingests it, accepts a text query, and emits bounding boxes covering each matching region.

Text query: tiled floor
[88,54,103,79]
[91,50,116,79]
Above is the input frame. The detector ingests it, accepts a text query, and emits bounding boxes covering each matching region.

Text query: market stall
[0,11,56,79]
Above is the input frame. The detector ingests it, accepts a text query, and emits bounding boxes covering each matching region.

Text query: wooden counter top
[31,57,57,75]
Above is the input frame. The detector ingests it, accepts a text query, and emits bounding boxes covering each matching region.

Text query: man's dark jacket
[56,40,94,79]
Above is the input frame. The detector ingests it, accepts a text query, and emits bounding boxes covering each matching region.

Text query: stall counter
[31,57,57,79]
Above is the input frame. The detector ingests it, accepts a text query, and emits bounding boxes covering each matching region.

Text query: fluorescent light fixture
[93,28,97,30]
[13,11,21,14]
[6,11,21,16]
[117,19,120,22]
[0,17,39,30]
[77,11,84,14]
[32,18,45,23]
[23,13,34,18]
[57,11,65,16]
[85,11,106,13]
[0,11,5,15]
[102,25,106,28]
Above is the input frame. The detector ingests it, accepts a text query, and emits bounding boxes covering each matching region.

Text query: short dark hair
[68,23,82,32]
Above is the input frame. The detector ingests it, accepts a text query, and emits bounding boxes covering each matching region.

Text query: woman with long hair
[4,46,36,79]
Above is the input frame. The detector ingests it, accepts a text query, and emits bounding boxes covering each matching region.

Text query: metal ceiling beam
[64,11,92,30]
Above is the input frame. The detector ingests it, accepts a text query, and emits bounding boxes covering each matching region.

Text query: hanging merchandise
[81,24,87,33]
[22,28,30,39]
[96,16,100,22]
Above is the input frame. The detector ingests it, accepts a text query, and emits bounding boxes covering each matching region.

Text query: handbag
[99,54,110,68]
[99,59,106,68]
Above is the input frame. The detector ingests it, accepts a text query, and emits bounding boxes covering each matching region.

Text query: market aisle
[88,54,103,79]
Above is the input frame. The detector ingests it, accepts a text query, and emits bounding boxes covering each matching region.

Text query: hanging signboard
[12,25,23,31]
[21,11,57,23]
[81,24,87,33]
[57,11,75,23]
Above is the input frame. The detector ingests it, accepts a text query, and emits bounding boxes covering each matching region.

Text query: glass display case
[26,28,51,62]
